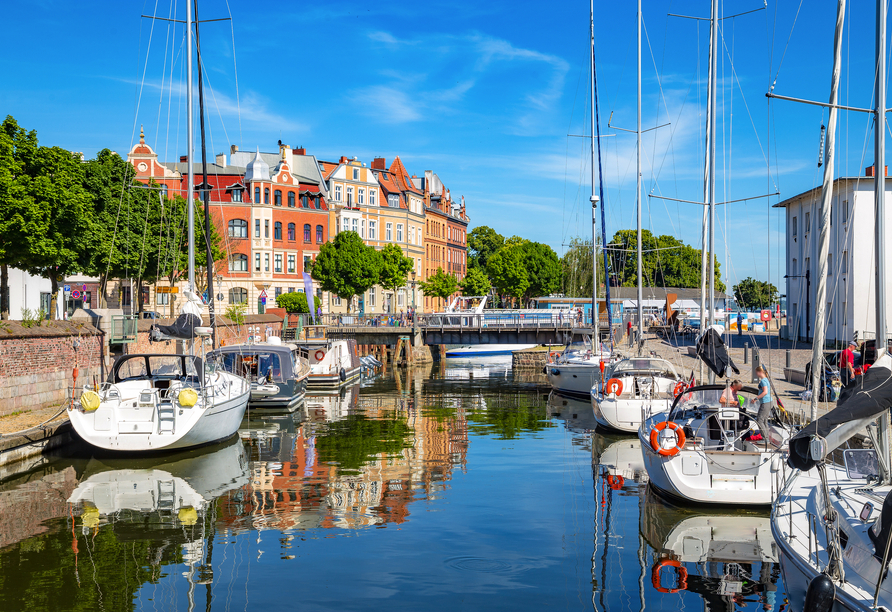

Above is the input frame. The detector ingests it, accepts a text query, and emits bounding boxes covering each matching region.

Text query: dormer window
[353,168,359,180]
[231,188,242,202]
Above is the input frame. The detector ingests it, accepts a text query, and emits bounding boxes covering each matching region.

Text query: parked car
[140,311,161,319]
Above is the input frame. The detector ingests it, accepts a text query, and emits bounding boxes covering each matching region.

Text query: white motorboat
[445,344,537,357]
[545,337,614,397]
[590,357,681,432]
[640,384,789,505]
[295,338,361,389]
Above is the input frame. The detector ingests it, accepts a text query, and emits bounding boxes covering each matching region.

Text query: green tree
[378,243,414,312]
[0,116,38,319]
[521,241,561,306]
[459,265,491,296]
[487,244,528,306]
[467,225,504,270]
[561,236,608,298]
[605,229,725,293]
[21,146,94,318]
[418,267,459,310]
[733,277,779,309]
[312,231,381,312]
[275,290,321,313]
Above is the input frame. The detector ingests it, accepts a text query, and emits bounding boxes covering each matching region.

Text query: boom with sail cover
[788,353,892,471]
[150,290,204,342]
[696,328,739,378]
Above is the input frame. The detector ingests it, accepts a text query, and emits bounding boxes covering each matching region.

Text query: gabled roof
[389,156,423,195]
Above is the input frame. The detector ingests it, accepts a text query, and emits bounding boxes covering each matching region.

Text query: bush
[275,291,321,314]
[224,302,247,325]
[20,308,45,328]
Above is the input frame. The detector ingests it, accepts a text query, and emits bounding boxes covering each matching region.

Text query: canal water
[0,357,784,611]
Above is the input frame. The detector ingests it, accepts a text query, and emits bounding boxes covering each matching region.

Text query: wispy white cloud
[352,86,423,123]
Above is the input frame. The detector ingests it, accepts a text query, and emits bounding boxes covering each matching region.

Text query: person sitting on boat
[720,379,744,407]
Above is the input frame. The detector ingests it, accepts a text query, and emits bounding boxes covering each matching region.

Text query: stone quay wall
[0,321,104,415]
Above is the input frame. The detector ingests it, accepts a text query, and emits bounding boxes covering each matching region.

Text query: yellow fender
[80,390,101,412]
[178,388,198,407]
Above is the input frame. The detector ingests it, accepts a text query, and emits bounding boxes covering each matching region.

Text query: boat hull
[445,344,536,357]
[593,392,671,433]
[249,377,307,411]
[546,363,603,397]
[307,366,361,390]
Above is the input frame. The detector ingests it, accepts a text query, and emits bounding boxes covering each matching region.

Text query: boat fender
[551,368,560,376]
[178,506,198,526]
[803,574,835,612]
[339,367,346,382]
[651,559,687,593]
[178,388,198,407]
[604,378,623,396]
[80,390,101,412]
[650,421,686,456]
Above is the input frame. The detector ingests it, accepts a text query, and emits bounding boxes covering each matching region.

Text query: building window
[264,188,270,204]
[386,222,393,241]
[274,222,282,240]
[229,287,247,304]
[160,184,169,198]
[275,287,282,298]
[334,295,342,306]
[255,253,261,271]
[791,258,797,276]
[842,251,848,274]
[397,224,403,242]
[805,211,810,235]
[157,292,169,306]
[265,219,270,238]
[370,190,376,206]
[228,219,248,238]
[369,286,375,306]
[299,194,307,208]
[254,219,261,238]
[843,200,849,222]
[275,254,282,273]
[231,188,242,202]
[409,226,415,244]
[304,224,311,242]
[353,168,359,180]
[828,253,833,274]
[304,255,312,271]
[828,302,833,325]
[229,254,248,272]
[274,189,282,206]
[347,187,354,206]
[369,220,377,239]
[792,216,797,238]
[358,188,365,204]
[254,186,260,203]
[288,287,295,293]
[361,219,366,238]
[335,184,342,202]
[342,218,349,233]
[388,194,399,208]
[316,225,323,243]
[265,253,270,272]
[288,254,296,273]
[352,218,358,233]
[398,290,405,307]
[288,222,295,241]
[288,191,295,207]
[314,196,321,210]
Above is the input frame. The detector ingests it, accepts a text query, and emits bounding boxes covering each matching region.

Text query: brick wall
[0,325,104,415]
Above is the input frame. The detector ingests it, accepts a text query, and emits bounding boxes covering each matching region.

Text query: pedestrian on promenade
[754,366,774,442]
[558,310,563,326]
[627,320,633,347]
[840,340,857,386]
[737,311,744,336]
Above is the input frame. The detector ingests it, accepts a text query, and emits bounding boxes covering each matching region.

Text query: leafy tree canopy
[522,241,561,304]
[378,243,414,300]
[311,231,381,311]
[459,265,491,296]
[275,290,322,314]
[467,225,504,270]
[733,277,779,310]
[487,244,528,302]
[418,267,459,306]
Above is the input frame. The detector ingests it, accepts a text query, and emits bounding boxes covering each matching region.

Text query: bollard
[752,350,761,384]
[786,349,792,369]
[744,342,749,364]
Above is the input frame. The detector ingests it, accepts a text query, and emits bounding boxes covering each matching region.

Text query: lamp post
[410,269,417,329]
[784,269,810,341]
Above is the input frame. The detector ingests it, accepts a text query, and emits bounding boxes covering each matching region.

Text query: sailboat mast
[875,0,891,480]
[185,0,195,292]
[699,5,714,384]
[707,0,717,346]
[636,0,643,352]
[590,0,599,339]
[809,0,845,422]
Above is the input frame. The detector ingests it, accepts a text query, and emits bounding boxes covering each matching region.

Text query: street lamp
[784,269,810,340]
[410,269,417,325]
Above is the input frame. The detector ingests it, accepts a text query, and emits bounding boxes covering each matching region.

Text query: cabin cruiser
[293,339,361,389]
[640,384,789,506]
[545,336,614,397]
[210,337,310,411]
[440,295,536,357]
[590,357,681,432]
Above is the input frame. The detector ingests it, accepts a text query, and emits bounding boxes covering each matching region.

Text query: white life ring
[314,350,326,361]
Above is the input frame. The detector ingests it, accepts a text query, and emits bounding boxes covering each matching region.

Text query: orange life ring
[604,378,623,396]
[314,350,325,361]
[650,421,686,457]
[549,351,560,361]
[605,474,624,490]
[652,559,688,593]
[673,382,686,397]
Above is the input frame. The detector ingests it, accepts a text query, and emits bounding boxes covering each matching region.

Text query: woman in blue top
[754,366,774,445]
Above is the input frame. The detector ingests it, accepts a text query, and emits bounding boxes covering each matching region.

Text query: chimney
[216,152,226,166]
[371,157,386,170]
[294,146,306,156]
[339,156,349,164]
[280,143,290,159]
[180,155,188,163]
[230,144,239,154]
[866,165,889,177]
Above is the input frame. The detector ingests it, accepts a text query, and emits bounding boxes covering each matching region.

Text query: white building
[7,268,59,320]
[776,167,892,345]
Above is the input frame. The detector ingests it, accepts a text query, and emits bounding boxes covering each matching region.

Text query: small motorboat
[294,339,361,390]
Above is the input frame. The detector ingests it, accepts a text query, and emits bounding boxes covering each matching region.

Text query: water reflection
[0,361,787,611]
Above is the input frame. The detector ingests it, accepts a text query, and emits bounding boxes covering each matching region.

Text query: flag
[302,273,314,308]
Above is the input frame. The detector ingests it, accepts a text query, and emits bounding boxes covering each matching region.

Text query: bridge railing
[284,310,617,330]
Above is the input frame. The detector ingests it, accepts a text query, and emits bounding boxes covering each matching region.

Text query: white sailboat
[69,0,250,452]
[771,2,892,610]
[588,0,681,432]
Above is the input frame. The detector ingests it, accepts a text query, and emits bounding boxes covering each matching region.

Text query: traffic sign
[259,289,267,299]
[63,285,71,293]
[71,290,81,300]
[217,293,223,302]
[156,286,179,294]
[260,296,266,305]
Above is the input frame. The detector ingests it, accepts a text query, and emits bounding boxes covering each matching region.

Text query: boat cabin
[211,343,301,384]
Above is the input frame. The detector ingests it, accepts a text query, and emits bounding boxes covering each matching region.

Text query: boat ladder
[157,401,176,435]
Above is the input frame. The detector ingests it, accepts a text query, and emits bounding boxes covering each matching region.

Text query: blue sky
[0,1,885,292]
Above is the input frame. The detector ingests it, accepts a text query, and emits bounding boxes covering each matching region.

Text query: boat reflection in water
[547,391,600,433]
[640,486,780,610]
[301,383,359,423]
